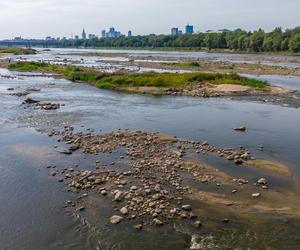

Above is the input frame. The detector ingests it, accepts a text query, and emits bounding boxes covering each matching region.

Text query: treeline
[58,27,300,52]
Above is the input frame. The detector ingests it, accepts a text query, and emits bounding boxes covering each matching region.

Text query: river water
[0,49,300,249]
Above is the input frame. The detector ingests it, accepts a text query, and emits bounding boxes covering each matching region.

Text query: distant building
[102,27,123,38]
[171,28,179,35]
[82,29,87,39]
[88,34,96,39]
[101,30,106,38]
[185,24,194,34]
[128,30,132,37]
[74,35,79,40]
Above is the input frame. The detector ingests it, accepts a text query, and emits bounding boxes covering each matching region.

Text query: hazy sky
[0,0,299,39]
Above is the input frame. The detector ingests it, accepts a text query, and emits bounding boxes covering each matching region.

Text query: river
[0,49,300,249]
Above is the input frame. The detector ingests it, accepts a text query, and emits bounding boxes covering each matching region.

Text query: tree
[249,30,265,52]
[289,33,300,52]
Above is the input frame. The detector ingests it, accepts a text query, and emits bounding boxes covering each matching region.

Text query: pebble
[153,218,164,225]
[130,186,138,191]
[234,126,246,132]
[252,193,261,198]
[134,224,143,230]
[114,190,124,201]
[101,190,107,196]
[194,221,202,228]
[110,215,123,224]
[182,204,192,211]
[120,206,129,215]
[257,178,267,185]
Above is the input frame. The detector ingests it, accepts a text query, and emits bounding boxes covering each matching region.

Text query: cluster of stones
[8,87,41,97]
[23,98,62,110]
[164,87,220,98]
[177,139,252,165]
[48,127,255,227]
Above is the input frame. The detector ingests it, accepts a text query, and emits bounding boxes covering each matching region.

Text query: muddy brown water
[0,52,300,249]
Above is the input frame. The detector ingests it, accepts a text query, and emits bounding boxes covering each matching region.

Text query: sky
[0,0,299,39]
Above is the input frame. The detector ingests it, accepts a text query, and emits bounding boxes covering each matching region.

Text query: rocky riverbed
[40,126,300,230]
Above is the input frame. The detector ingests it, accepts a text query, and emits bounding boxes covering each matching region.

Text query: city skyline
[0,0,299,39]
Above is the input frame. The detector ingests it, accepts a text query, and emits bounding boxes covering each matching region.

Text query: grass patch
[8,61,269,90]
[0,47,36,55]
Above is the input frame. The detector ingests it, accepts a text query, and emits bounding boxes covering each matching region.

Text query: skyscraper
[171,28,179,35]
[185,24,194,34]
[82,28,87,39]
[128,30,132,37]
[101,30,106,38]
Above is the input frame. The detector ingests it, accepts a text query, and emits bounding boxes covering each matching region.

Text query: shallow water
[1,54,300,249]
[242,73,300,91]
[6,48,300,72]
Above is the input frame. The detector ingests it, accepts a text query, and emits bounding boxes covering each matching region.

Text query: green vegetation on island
[9,61,268,92]
[0,47,36,55]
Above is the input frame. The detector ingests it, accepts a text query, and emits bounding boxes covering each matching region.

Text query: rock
[154,184,161,192]
[114,190,124,201]
[201,141,209,146]
[120,206,129,215]
[227,155,235,160]
[7,88,14,91]
[182,205,192,211]
[23,98,40,104]
[234,127,246,132]
[110,215,123,224]
[232,190,237,194]
[153,218,164,225]
[78,206,85,211]
[51,171,56,176]
[100,190,107,196]
[94,179,102,184]
[130,186,138,191]
[222,218,230,223]
[234,158,243,164]
[194,221,202,228]
[60,150,72,155]
[134,224,143,230]
[252,193,261,198]
[69,145,79,151]
[257,178,267,185]
[144,189,151,194]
